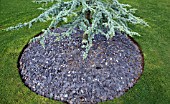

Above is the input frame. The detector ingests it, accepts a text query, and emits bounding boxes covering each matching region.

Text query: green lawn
[0,0,170,104]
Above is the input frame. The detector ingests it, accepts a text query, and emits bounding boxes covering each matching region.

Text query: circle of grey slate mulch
[18,28,144,104]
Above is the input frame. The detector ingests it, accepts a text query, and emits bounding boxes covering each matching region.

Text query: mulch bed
[18,28,144,104]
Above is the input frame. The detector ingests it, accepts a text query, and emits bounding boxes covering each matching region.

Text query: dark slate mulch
[19,28,144,104]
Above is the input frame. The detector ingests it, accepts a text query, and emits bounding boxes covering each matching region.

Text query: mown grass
[0,0,170,104]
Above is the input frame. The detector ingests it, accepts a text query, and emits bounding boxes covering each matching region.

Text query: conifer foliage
[6,0,148,59]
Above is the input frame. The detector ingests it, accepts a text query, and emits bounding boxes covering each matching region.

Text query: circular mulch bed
[18,28,144,104]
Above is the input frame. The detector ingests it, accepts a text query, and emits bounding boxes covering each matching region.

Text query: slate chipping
[19,28,143,104]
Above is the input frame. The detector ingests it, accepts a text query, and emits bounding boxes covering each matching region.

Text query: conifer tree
[6,0,148,59]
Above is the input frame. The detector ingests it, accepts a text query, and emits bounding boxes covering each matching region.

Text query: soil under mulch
[18,28,144,104]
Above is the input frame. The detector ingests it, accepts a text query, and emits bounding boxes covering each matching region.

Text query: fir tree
[6,0,148,59]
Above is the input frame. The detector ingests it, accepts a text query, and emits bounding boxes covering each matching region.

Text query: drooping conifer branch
[6,0,148,59]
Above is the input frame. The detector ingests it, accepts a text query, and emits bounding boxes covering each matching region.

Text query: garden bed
[18,28,144,104]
